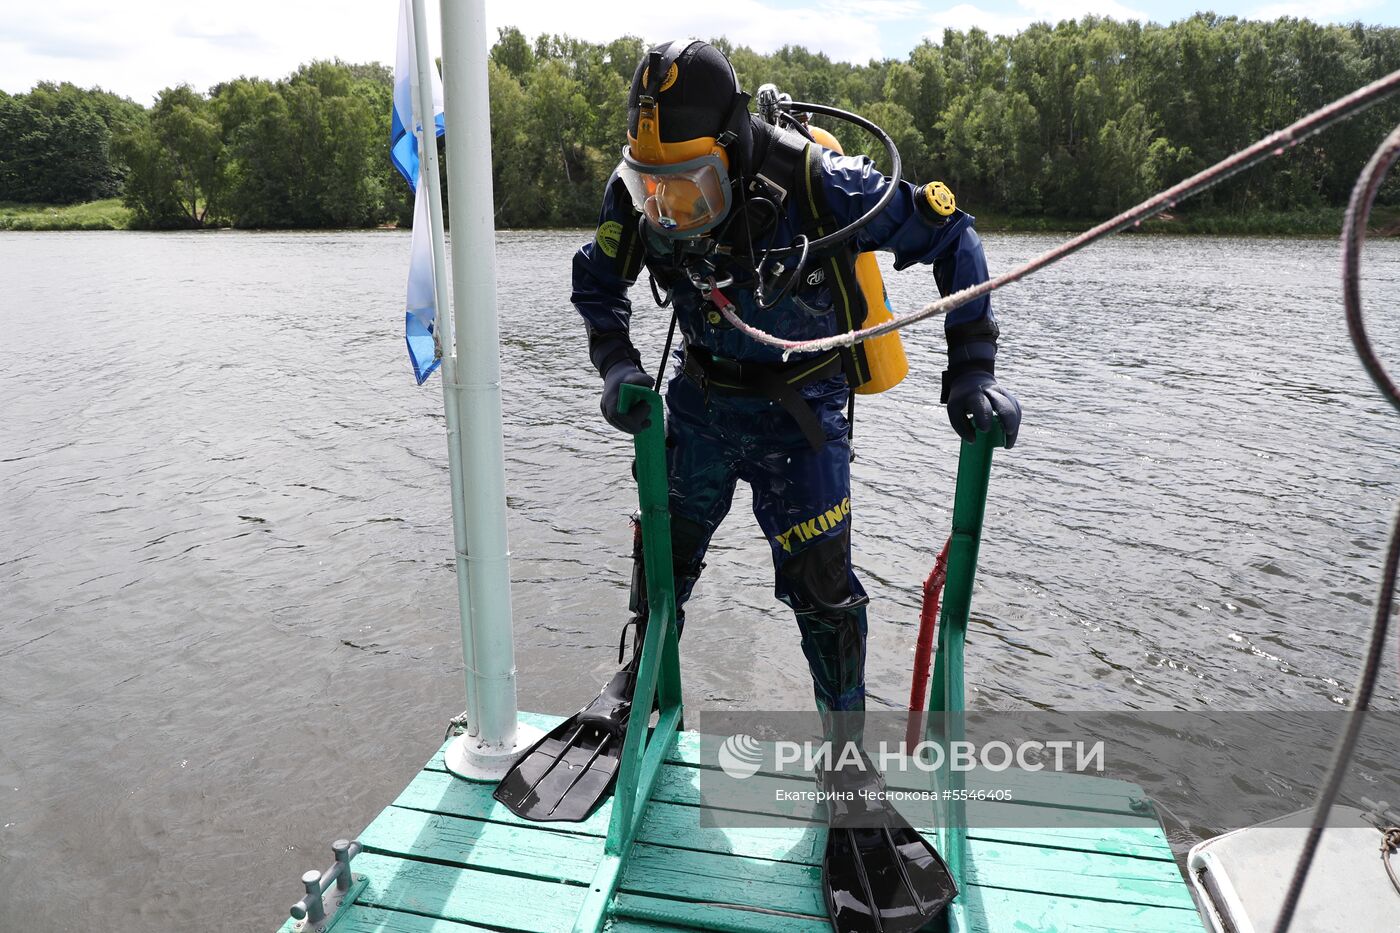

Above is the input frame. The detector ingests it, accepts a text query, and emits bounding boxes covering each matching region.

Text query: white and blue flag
[393,0,446,384]
[404,184,439,383]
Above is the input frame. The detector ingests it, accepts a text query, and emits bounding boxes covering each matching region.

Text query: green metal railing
[926,424,1002,900]
[571,390,1000,931]
[572,385,684,933]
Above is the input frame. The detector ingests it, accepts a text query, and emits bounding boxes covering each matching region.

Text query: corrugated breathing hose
[1272,118,1400,933]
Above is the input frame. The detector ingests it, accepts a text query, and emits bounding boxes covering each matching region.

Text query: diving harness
[641,84,905,313]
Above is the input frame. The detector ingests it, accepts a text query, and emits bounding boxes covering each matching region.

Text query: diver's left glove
[600,359,655,434]
[942,339,1020,449]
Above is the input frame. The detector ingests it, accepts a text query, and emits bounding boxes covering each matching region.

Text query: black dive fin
[493,668,633,822]
[824,819,957,932]
[822,764,957,933]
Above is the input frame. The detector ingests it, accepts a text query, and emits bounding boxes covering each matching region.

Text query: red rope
[906,535,951,748]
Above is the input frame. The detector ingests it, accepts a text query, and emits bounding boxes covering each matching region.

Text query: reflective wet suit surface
[2,229,1399,930]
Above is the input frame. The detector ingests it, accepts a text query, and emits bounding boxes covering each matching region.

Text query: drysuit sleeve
[572,168,649,376]
[819,150,1019,449]
[817,150,997,339]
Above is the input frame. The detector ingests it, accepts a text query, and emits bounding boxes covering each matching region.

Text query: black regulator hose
[767,99,903,257]
[1273,120,1400,933]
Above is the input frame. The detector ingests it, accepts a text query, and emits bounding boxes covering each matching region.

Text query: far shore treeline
[2,15,1399,233]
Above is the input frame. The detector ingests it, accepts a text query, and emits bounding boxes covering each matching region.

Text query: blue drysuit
[573,139,998,715]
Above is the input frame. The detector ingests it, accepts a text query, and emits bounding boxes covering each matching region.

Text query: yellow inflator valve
[920,181,956,217]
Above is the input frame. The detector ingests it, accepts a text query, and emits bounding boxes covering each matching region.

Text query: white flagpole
[429,0,538,776]
[405,0,485,749]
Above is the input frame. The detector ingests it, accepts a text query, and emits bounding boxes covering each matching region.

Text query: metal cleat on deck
[288,839,365,932]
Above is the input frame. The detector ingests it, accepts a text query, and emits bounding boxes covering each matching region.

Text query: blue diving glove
[600,359,655,434]
[941,340,1020,448]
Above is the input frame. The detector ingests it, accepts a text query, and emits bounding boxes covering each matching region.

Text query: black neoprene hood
[626,40,746,150]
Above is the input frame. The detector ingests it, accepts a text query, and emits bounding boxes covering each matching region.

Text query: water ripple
[1,229,1398,929]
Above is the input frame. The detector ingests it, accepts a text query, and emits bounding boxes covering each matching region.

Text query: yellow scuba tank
[807,125,908,395]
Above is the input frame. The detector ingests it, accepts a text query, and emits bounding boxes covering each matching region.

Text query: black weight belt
[681,347,844,451]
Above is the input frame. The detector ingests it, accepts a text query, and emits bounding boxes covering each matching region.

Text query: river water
[2,229,1398,929]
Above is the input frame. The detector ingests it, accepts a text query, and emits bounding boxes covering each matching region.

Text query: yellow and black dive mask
[622,40,747,239]
[619,148,732,238]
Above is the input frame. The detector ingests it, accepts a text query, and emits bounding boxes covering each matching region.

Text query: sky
[3,0,1397,104]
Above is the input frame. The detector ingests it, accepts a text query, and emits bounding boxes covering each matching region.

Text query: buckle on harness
[681,348,842,452]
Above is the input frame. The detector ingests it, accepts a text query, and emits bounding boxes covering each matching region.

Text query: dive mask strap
[644,41,691,97]
[718,91,753,177]
[645,51,663,95]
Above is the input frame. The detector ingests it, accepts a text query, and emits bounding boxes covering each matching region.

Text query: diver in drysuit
[498,38,1020,932]
[578,39,1018,714]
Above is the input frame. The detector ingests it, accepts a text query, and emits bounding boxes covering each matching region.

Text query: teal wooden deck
[276,710,1201,933]
[278,395,1201,932]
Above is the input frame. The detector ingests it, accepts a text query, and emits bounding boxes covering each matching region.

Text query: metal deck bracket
[443,720,546,782]
[288,839,368,932]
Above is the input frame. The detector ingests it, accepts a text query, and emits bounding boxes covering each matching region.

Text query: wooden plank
[611,894,830,933]
[329,904,499,933]
[622,830,1187,915]
[351,851,586,933]
[388,771,828,864]
[956,886,1204,933]
[352,806,1192,924]
[396,763,822,841]
[360,805,602,885]
[421,748,820,821]
[638,812,1176,875]
[352,804,816,927]
[966,824,1174,861]
[359,806,824,921]
[962,840,1193,910]
[430,752,1145,826]
[638,810,825,865]
[284,864,1198,933]
[393,766,614,838]
[621,842,823,917]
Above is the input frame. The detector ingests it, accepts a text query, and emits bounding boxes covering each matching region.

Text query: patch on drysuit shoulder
[595,220,623,258]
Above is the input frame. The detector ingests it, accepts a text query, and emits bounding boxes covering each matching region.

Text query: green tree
[115,85,223,227]
[0,82,140,204]
[21,19,1398,231]
[523,59,596,224]
[487,60,533,225]
[492,27,535,78]
[219,61,392,228]
[220,79,297,226]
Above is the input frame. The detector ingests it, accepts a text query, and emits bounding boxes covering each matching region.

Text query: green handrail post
[926,423,1002,902]
[572,385,684,933]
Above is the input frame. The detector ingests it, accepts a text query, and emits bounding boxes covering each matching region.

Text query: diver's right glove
[941,339,1020,448]
[600,359,655,434]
